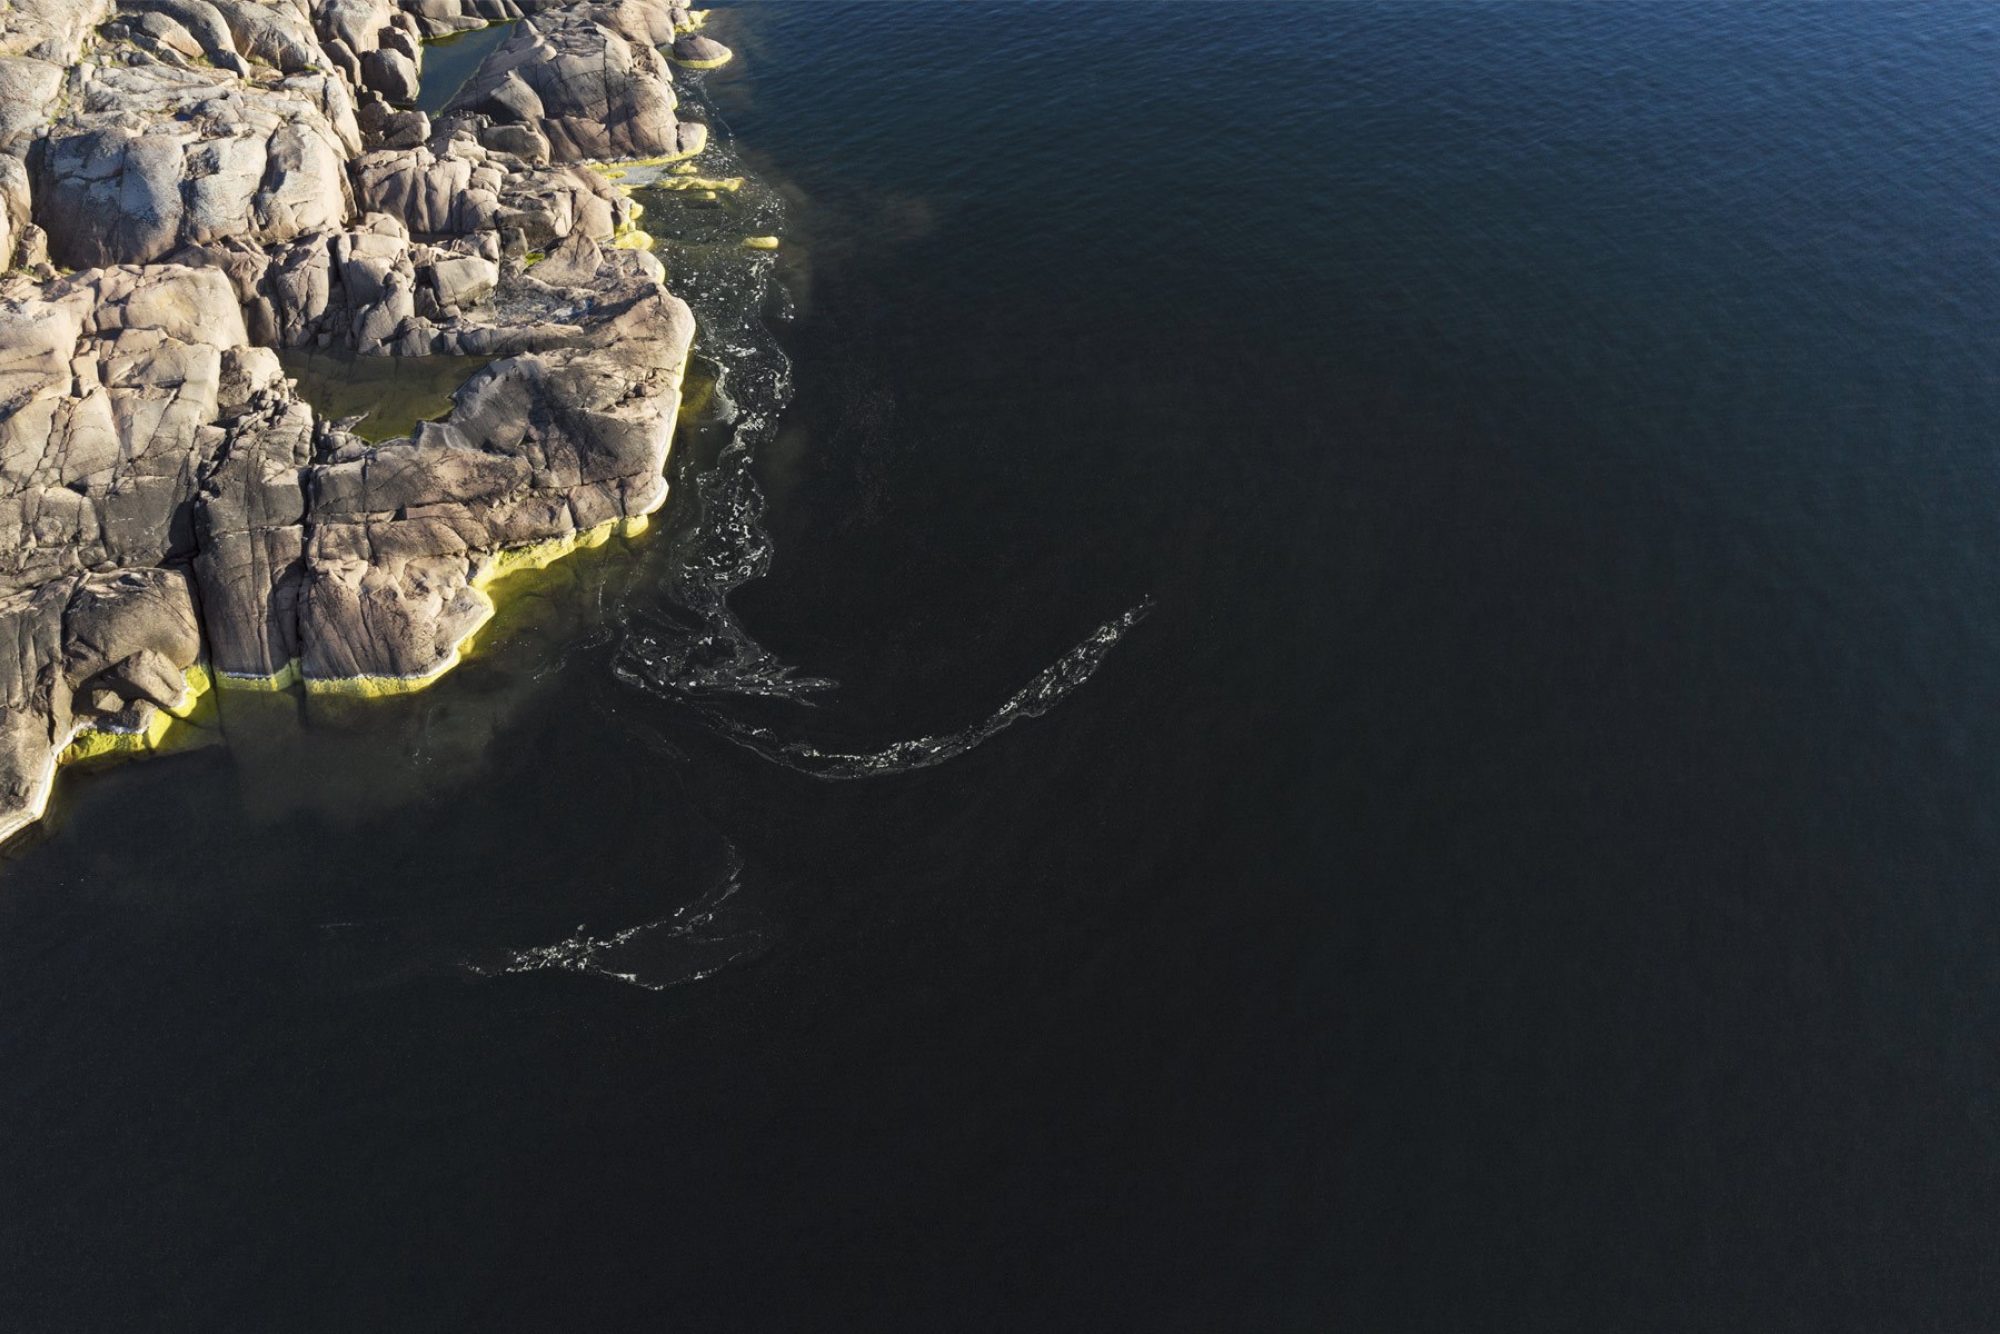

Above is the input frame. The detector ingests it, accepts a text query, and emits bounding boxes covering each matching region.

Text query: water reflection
[214,533,646,825]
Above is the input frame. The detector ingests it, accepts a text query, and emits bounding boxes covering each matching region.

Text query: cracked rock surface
[0,0,706,844]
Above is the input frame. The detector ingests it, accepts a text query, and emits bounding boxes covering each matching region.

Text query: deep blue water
[7,2,2000,1327]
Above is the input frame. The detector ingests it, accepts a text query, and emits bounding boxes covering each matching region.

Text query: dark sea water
[7,2,2000,1327]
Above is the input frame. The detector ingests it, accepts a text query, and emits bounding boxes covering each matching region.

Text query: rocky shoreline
[0,0,738,845]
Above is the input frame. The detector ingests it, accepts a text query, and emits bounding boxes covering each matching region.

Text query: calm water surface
[7,3,2000,1327]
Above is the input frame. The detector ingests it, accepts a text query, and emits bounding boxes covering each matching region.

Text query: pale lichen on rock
[0,0,718,845]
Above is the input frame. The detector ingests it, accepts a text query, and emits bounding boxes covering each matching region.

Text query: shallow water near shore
[9,2,2000,1326]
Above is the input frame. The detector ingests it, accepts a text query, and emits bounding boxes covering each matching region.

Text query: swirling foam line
[678,597,1154,779]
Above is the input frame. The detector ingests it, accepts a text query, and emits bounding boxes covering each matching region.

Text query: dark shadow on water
[211,526,659,828]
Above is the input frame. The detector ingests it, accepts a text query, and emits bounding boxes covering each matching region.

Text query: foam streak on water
[685,598,1155,779]
[462,846,764,992]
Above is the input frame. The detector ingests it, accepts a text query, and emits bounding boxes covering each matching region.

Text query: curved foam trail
[462,846,765,991]
[687,598,1156,779]
[613,64,1154,765]
[612,436,836,702]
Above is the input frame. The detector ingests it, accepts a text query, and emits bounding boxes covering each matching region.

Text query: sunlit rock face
[444,9,703,161]
[0,0,705,842]
[37,61,361,268]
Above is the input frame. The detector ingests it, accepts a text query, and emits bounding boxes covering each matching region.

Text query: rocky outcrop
[199,246,690,689]
[0,264,254,585]
[669,32,730,70]
[0,565,203,844]
[0,0,717,845]
[445,7,704,161]
[401,0,706,42]
[36,59,360,269]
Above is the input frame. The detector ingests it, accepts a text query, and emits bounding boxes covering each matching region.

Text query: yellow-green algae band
[667,9,727,64]
[218,658,301,692]
[583,143,709,180]
[295,514,654,699]
[611,202,655,251]
[647,175,743,193]
[220,332,683,702]
[57,662,217,768]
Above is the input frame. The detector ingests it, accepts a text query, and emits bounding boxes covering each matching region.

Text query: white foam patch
[463,848,765,992]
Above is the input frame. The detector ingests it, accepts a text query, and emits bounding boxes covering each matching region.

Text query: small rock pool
[277,348,492,443]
